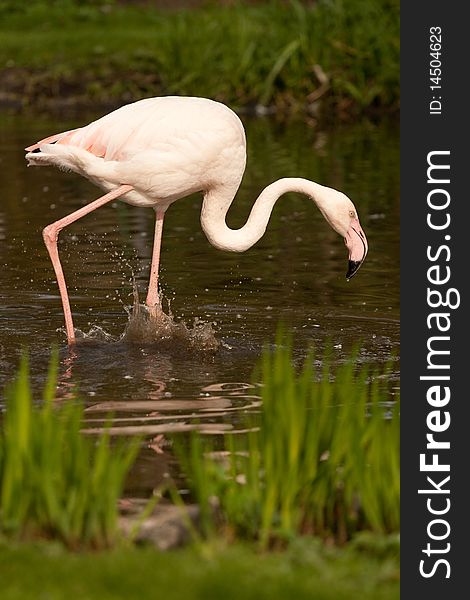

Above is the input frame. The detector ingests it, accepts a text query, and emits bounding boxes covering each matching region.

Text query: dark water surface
[0,111,399,493]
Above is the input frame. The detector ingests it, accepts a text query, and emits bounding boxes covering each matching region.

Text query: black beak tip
[346,260,362,281]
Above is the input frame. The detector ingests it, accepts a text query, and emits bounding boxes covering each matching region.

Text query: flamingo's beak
[344,218,368,280]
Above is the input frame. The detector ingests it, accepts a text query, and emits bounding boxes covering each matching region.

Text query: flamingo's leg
[145,209,165,317]
[43,184,133,344]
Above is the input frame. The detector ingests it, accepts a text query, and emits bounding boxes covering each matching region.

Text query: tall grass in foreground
[176,339,399,548]
[0,353,140,548]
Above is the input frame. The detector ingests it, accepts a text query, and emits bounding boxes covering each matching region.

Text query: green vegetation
[0,340,399,597]
[1,341,399,551]
[0,352,139,548]
[176,337,399,547]
[0,537,399,600]
[0,0,399,117]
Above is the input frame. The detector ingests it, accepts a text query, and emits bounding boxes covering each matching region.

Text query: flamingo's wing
[25,123,115,159]
[25,98,168,160]
[25,130,79,153]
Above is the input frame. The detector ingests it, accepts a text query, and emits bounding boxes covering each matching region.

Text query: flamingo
[25,96,368,345]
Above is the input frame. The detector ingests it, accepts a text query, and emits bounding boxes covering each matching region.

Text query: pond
[0,110,399,494]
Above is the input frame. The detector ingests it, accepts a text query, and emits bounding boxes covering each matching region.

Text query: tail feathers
[25,144,118,181]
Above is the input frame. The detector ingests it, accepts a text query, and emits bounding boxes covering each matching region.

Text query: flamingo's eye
[349,210,355,218]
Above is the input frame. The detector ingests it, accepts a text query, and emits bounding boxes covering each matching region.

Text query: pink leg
[145,209,165,317]
[43,184,133,344]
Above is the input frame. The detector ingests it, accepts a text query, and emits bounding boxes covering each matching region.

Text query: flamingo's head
[318,191,368,280]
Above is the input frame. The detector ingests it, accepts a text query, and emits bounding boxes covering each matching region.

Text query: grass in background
[0,352,140,548]
[176,335,399,547]
[0,0,399,116]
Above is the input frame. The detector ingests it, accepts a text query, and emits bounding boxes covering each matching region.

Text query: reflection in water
[85,399,234,412]
[81,422,234,436]
[0,113,399,494]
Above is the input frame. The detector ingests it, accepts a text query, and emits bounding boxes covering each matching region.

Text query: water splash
[121,299,219,352]
[74,288,219,353]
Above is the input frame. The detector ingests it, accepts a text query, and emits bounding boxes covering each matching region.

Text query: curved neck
[200,178,334,252]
